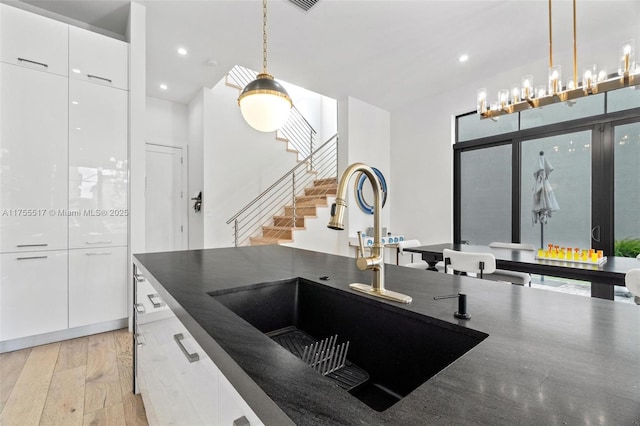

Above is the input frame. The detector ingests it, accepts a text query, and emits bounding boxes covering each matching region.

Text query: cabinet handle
[135,333,145,347]
[87,74,113,84]
[134,273,145,282]
[16,256,48,261]
[174,333,199,363]
[17,57,48,68]
[233,416,250,426]
[135,303,146,314]
[85,241,112,245]
[86,251,112,256]
[147,293,164,308]
[16,243,48,248]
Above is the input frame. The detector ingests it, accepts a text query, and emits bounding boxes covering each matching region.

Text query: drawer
[137,316,219,425]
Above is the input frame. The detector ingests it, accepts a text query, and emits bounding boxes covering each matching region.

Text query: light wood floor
[0,329,148,426]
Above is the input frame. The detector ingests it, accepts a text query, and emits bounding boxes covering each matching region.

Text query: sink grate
[268,327,369,391]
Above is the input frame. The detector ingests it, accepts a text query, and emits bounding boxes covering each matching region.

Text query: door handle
[591,226,601,243]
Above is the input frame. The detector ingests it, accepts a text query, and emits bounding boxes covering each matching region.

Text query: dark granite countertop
[133,246,640,425]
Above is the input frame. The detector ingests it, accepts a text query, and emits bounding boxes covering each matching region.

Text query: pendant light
[238,0,292,132]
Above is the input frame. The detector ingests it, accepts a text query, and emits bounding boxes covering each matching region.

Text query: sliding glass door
[614,121,640,257]
[459,144,512,245]
[520,131,592,250]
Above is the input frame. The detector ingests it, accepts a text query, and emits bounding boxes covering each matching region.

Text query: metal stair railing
[227,65,317,160]
[226,133,338,247]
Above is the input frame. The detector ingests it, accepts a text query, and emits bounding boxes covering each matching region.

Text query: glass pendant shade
[238,73,292,133]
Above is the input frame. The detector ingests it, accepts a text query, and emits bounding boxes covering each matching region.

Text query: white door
[145,144,185,252]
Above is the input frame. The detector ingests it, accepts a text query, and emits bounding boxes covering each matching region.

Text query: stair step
[249,236,293,246]
[284,205,317,217]
[314,177,338,186]
[295,195,328,206]
[305,184,337,196]
[274,215,305,227]
[262,226,295,239]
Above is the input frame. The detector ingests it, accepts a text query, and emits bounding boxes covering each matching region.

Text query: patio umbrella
[532,151,560,248]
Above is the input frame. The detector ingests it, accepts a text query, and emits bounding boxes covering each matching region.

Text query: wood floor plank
[117,347,148,425]
[0,342,61,426]
[0,347,31,412]
[39,365,86,426]
[84,332,122,414]
[55,336,89,373]
[82,402,126,426]
[113,328,132,357]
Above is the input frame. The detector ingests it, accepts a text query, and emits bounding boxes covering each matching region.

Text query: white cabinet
[69,26,128,90]
[68,247,128,328]
[218,374,264,426]
[0,4,130,349]
[68,79,128,248]
[137,316,220,426]
[0,4,68,76]
[0,63,68,253]
[134,268,264,425]
[0,250,68,341]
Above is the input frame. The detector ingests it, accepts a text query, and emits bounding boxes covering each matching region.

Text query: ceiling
[16,0,640,112]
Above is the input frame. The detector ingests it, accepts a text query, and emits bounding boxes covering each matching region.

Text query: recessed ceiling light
[177,47,187,56]
[458,54,469,63]
[160,84,168,90]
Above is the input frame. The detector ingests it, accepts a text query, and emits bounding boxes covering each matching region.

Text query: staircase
[226,134,339,247]
[250,178,337,245]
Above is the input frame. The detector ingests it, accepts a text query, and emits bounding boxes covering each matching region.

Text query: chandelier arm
[572,0,578,86]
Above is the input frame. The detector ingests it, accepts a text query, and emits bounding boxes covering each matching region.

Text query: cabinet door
[218,374,264,426]
[0,64,68,252]
[69,26,128,90]
[0,4,68,76]
[69,79,128,248]
[0,250,68,341]
[137,316,219,425]
[68,247,127,328]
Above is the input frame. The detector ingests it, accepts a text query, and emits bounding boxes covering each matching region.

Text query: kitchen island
[133,245,640,425]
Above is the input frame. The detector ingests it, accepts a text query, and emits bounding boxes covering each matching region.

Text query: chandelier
[477,0,639,119]
[238,0,293,132]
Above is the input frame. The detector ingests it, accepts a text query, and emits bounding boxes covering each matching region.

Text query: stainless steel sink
[210,278,488,412]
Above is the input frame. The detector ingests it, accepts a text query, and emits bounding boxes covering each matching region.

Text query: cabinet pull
[147,293,164,308]
[85,251,112,256]
[135,333,145,347]
[85,240,112,245]
[233,416,250,426]
[134,273,145,282]
[16,243,48,248]
[87,74,113,84]
[174,333,199,363]
[17,57,48,68]
[16,255,48,261]
[134,303,146,314]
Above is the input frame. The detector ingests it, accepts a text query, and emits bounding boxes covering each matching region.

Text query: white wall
[332,97,391,257]
[145,97,188,147]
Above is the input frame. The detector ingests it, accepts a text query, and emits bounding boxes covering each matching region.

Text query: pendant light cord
[548,0,553,68]
[263,0,268,73]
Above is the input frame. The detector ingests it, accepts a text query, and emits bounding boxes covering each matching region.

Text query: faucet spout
[327,163,411,304]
